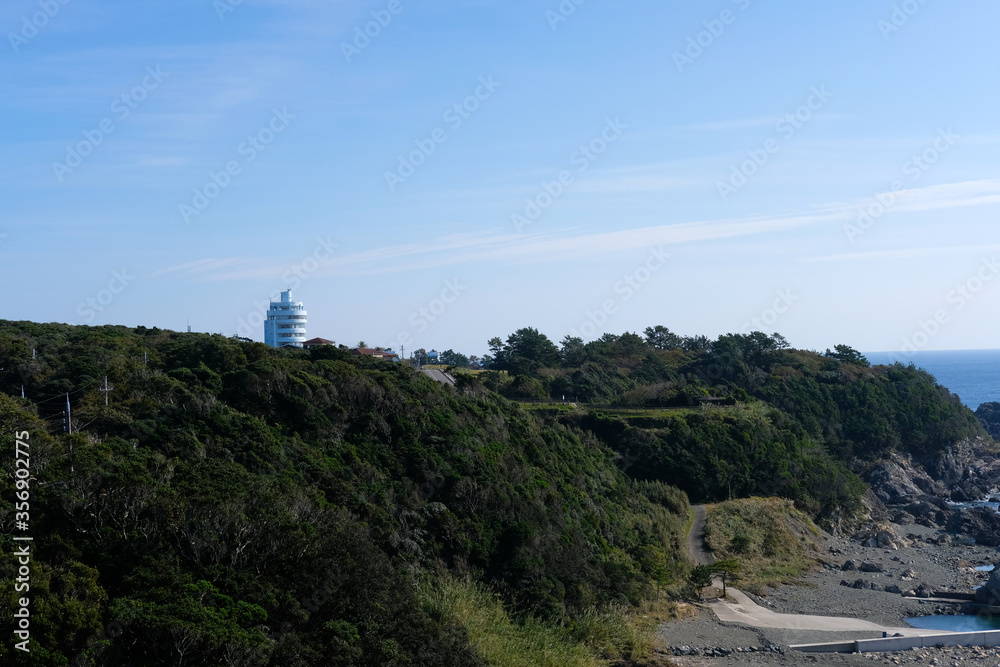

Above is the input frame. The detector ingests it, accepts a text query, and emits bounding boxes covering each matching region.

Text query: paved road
[708,589,930,634]
[421,369,456,386]
[687,505,715,566]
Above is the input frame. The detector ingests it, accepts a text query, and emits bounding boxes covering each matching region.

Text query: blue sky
[2,0,999,358]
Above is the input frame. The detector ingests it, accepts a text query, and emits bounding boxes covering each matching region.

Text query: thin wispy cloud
[888,178,1000,212]
[690,114,851,132]
[803,248,959,263]
[153,257,245,276]
[165,178,1000,281]
[689,116,780,132]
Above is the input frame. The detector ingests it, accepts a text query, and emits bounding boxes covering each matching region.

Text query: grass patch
[703,497,821,595]
[517,402,578,412]
[420,576,662,666]
[591,407,701,419]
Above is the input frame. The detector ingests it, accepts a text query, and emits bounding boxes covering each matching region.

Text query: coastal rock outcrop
[923,437,1000,494]
[977,402,1000,441]
[904,496,954,528]
[852,522,910,549]
[867,438,1000,507]
[946,506,1000,547]
[975,566,1000,605]
[867,456,943,503]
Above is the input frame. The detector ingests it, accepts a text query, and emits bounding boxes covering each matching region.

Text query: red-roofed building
[302,337,336,349]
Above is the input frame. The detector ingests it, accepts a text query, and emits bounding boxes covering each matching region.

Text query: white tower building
[264,289,307,348]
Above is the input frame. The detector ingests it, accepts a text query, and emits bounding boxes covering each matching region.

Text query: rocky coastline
[658,428,1000,666]
[659,522,1000,665]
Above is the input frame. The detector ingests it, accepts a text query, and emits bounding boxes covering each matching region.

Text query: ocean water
[905,614,1000,632]
[865,350,1000,411]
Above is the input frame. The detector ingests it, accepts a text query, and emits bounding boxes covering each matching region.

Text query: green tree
[491,328,559,375]
[638,546,672,599]
[643,326,682,351]
[616,332,647,357]
[440,349,470,367]
[681,334,711,352]
[687,565,714,599]
[560,335,585,367]
[711,558,742,597]
[824,344,870,367]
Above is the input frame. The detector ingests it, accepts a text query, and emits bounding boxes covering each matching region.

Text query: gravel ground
[656,523,1000,666]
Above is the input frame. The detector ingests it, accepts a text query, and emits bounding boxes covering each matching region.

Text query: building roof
[303,337,335,345]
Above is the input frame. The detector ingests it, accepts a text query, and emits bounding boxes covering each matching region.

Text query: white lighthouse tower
[264,289,307,348]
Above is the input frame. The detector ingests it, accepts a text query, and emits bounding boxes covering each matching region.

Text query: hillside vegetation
[0,321,686,666]
[0,320,989,664]
[703,498,822,594]
[482,328,991,523]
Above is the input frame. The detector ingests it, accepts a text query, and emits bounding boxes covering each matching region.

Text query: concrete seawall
[792,630,1000,654]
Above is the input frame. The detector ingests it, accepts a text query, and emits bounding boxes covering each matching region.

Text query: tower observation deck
[264,289,307,348]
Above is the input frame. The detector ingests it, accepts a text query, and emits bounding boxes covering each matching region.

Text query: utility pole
[65,392,72,434]
[100,376,110,406]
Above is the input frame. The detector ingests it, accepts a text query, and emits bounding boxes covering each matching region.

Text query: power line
[22,378,100,405]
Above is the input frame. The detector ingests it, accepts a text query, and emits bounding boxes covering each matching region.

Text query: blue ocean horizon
[864,349,1000,411]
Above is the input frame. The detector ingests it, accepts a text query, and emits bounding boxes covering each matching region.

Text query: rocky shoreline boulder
[977,402,1000,441]
[852,522,911,549]
[975,566,1000,605]
[898,495,954,529]
[865,437,1000,507]
[867,455,944,503]
[946,506,1000,547]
